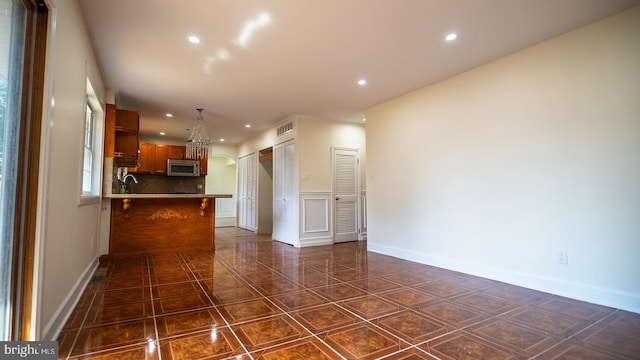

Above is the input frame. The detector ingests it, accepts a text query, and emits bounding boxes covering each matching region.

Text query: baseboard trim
[215,216,236,227]
[299,236,333,247]
[368,242,640,314]
[42,256,99,340]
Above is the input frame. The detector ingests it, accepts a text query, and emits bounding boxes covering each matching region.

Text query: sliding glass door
[1,0,47,340]
[0,0,27,341]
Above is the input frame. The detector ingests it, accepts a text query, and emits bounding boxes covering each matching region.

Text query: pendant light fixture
[186,108,211,159]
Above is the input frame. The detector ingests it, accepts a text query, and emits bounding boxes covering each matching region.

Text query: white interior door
[333,148,359,243]
[247,154,256,230]
[272,145,283,241]
[238,153,256,231]
[273,140,296,245]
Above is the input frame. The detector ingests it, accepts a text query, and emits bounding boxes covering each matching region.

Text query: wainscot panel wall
[299,192,333,246]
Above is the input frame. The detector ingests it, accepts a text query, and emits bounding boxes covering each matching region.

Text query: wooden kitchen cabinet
[126,141,152,173]
[153,144,168,174]
[114,109,139,166]
[129,142,207,176]
[185,151,208,175]
[199,154,208,175]
[167,145,185,160]
[136,142,153,173]
[104,104,139,167]
[129,142,168,174]
[104,104,116,158]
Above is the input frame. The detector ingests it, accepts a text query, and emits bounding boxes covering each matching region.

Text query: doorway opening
[257,147,273,234]
[205,155,237,227]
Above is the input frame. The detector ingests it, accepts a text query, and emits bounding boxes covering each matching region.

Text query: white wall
[205,156,237,195]
[36,0,105,339]
[207,144,239,191]
[366,6,640,313]
[297,117,366,192]
[206,155,237,227]
[237,115,297,158]
[239,114,366,192]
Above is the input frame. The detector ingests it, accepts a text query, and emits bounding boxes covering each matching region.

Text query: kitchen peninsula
[108,193,232,255]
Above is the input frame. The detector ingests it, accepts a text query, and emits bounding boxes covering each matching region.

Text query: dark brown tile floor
[58,227,640,359]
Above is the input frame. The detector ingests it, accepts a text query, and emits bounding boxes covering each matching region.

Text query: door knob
[335,197,340,200]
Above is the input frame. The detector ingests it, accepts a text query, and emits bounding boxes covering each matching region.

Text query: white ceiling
[79,0,639,144]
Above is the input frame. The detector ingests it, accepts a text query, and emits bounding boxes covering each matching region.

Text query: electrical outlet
[558,251,568,265]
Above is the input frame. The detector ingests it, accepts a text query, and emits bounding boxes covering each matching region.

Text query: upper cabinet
[104,104,207,176]
[167,145,185,160]
[136,142,153,173]
[153,144,168,174]
[199,153,208,176]
[129,142,165,174]
[104,104,139,167]
[129,143,207,175]
[184,149,207,176]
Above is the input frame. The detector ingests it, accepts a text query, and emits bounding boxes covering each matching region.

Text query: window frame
[82,101,95,193]
[78,76,104,205]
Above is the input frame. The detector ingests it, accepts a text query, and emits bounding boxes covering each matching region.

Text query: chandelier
[186,108,211,159]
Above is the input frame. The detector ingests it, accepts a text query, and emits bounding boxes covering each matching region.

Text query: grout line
[63,285,99,360]
[529,308,622,359]
[147,256,162,360]
[219,253,348,359]
[229,253,464,358]
[182,252,256,360]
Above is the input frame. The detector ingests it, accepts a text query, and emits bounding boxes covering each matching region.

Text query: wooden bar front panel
[110,197,215,255]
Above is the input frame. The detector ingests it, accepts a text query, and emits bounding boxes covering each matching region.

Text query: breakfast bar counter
[108,194,232,255]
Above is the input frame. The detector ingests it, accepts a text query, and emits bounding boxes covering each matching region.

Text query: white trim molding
[368,242,640,314]
[42,256,99,340]
[215,197,236,227]
[360,190,367,240]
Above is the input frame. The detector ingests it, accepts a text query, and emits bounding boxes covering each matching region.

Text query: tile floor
[57,227,640,359]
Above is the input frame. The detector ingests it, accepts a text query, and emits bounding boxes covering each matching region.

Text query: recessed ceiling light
[245,124,251,128]
[188,35,200,44]
[159,132,166,136]
[165,113,173,117]
[362,118,366,122]
[445,33,457,41]
[219,138,225,142]
[358,79,367,86]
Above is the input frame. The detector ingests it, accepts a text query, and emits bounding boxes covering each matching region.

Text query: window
[82,102,95,193]
[79,78,103,203]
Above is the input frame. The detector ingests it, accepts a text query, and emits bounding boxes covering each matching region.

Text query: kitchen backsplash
[113,172,205,194]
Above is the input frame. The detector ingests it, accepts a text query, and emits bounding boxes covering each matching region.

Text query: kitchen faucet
[123,173,138,184]
[120,173,138,194]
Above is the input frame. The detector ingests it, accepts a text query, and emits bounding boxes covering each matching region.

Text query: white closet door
[283,141,296,244]
[272,145,284,241]
[333,148,359,243]
[273,140,296,245]
[238,153,256,231]
[247,153,256,230]
[237,156,246,228]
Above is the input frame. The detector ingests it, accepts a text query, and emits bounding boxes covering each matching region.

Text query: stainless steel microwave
[167,159,200,176]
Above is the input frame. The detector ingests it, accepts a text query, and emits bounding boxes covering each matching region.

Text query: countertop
[105,193,232,199]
